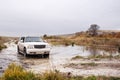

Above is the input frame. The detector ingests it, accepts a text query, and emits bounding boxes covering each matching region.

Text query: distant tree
[43,34,47,38]
[88,24,100,36]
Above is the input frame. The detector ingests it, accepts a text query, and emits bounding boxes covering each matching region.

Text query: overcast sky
[0,0,120,36]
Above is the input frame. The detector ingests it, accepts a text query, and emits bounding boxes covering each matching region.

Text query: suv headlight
[27,45,34,49]
[46,44,51,48]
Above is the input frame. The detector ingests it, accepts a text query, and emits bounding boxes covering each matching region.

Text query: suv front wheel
[44,54,49,58]
[24,47,27,57]
[17,46,20,54]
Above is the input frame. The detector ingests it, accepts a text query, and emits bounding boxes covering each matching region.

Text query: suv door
[19,37,25,52]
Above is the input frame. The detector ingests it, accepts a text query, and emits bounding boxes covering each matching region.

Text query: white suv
[17,36,51,58]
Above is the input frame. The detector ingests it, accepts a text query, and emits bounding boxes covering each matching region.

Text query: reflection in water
[86,46,98,57]
[85,45,120,57]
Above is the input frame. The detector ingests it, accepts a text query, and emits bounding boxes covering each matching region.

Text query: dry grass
[43,33,120,47]
[0,63,120,80]
[0,36,18,51]
[0,37,7,51]
[43,32,120,53]
[1,63,37,80]
[43,35,73,46]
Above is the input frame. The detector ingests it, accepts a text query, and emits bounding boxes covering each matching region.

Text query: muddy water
[0,42,20,76]
[0,43,120,76]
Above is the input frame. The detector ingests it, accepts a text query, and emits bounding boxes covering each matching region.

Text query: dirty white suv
[17,36,51,57]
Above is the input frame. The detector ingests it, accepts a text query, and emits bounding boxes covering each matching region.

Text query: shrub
[108,76,120,80]
[41,71,65,80]
[2,63,38,80]
[84,76,96,80]
[0,45,7,51]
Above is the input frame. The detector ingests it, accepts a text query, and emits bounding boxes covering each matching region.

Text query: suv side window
[20,37,25,42]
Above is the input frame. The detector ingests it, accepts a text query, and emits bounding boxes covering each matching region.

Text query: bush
[40,71,65,80]
[0,45,7,51]
[85,76,96,80]
[108,76,120,80]
[2,63,38,80]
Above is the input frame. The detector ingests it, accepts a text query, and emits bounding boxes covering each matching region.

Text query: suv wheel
[24,47,27,57]
[44,53,49,58]
[17,46,20,54]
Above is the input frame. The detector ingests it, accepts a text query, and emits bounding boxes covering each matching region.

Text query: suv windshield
[24,37,43,42]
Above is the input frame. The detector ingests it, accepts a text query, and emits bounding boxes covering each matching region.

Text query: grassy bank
[0,63,120,80]
[44,35,120,47]
[43,35,73,46]
[43,32,120,52]
[0,37,7,51]
[72,54,120,60]
[0,36,18,51]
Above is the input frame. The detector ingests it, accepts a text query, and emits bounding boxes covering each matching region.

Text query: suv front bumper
[26,48,50,55]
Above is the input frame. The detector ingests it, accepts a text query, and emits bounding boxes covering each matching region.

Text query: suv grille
[34,45,46,48]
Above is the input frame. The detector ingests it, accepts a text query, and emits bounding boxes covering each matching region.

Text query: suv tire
[24,47,27,57]
[17,46,20,54]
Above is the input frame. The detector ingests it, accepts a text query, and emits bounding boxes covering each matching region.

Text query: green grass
[0,45,7,51]
[72,55,84,59]
[81,62,98,67]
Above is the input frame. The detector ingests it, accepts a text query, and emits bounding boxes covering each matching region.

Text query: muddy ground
[0,42,120,77]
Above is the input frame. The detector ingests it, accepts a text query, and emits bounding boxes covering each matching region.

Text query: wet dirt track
[0,42,120,77]
[0,43,85,76]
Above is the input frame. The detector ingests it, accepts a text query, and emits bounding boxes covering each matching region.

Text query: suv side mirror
[20,40,23,43]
